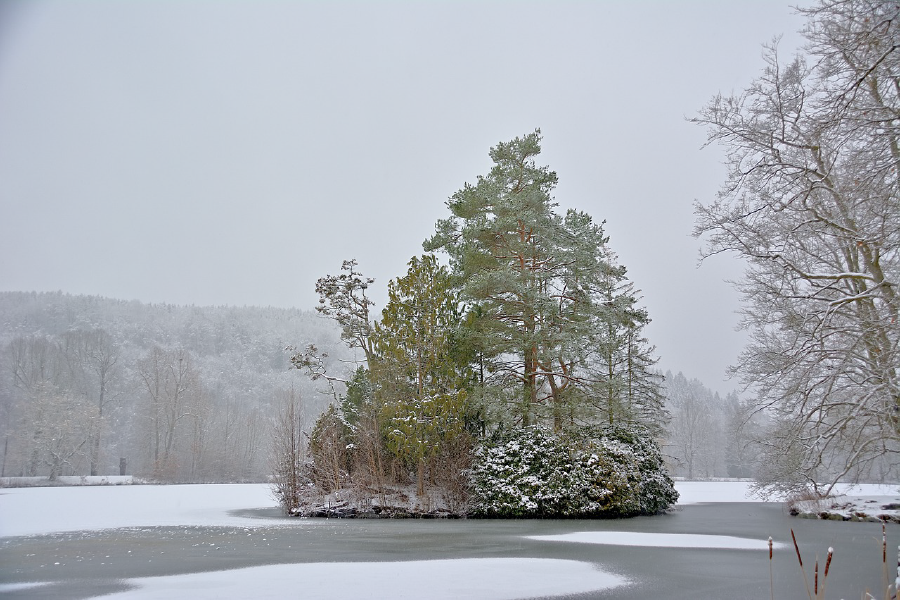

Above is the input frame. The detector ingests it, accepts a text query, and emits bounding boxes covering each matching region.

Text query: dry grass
[786,489,830,516]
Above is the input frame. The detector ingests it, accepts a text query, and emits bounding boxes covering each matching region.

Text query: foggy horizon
[0,1,810,394]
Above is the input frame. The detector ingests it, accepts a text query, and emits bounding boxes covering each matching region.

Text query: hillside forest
[0,291,347,482]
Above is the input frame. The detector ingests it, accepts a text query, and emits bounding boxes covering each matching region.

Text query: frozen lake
[0,482,897,599]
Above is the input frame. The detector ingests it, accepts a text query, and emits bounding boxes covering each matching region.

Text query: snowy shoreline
[2,481,898,538]
[0,475,135,487]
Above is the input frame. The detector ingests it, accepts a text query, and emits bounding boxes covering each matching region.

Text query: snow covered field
[3,480,895,539]
[0,483,272,538]
[0,480,774,538]
[1,481,897,599]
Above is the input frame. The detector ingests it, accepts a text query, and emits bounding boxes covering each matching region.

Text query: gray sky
[0,1,808,394]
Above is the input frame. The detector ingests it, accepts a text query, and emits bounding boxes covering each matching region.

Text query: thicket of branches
[694,0,900,495]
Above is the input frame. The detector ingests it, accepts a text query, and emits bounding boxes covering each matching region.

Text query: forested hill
[0,291,337,359]
[0,291,349,483]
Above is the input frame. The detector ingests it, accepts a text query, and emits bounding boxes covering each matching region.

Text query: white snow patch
[528,531,786,550]
[0,483,276,538]
[675,481,759,504]
[674,481,900,505]
[0,476,133,487]
[0,583,50,592]
[98,558,626,600]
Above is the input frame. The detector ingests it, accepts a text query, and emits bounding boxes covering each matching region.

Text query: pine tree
[426,130,664,431]
[426,130,561,425]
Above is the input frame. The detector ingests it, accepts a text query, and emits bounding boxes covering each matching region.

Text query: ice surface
[674,481,759,504]
[2,481,898,600]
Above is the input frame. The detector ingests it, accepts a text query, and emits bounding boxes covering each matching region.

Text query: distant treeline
[0,291,349,482]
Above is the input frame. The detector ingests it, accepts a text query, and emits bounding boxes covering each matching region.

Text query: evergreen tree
[426,130,663,431]
[425,130,561,425]
[373,255,469,495]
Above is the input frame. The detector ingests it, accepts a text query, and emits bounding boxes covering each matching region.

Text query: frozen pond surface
[0,482,897,599]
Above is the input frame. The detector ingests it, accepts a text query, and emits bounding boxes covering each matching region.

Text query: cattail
[792,529,804,567]
[814,558,818,595]
[768,536,774,600]
[883,523,889,597]
[791,529,813,600]
[818,547,833,600]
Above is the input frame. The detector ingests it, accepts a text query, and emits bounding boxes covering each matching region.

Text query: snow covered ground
[0,483,272,537]
[0,480,768,538]
[2,480,897,538]
[1,481,898,599]
[674,480,900,522]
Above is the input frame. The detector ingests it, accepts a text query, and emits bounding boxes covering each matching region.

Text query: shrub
[469,424,677,518]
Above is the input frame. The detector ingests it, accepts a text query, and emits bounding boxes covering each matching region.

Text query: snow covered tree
[663,372,725,479]
[59,328,120,476]
[693,0,900,494]
[470,423,677,518]
[425,130,564,426]
[312,259,377,365]
[137,346,203,480]
[722,392,761,479]
[426,130,663,432]
[584,243,665,433]
[5,335,97,478]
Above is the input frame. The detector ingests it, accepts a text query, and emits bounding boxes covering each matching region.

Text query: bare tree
[137,346,202,480]
[693,0,900,494]
[664,372,724,479]
[5,335,96,478]
[271,386,307,514]
[60,329,120,475]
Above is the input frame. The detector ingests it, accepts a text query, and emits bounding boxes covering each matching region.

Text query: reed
[769,536,774,600]
[895,544,899,597]
[778,526,898,600]
[792,529,815,600]
[883,523,889,600]
[817,547,833,600]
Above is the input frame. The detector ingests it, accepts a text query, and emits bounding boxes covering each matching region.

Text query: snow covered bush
[583,424,680,515]
[469,424,677,518]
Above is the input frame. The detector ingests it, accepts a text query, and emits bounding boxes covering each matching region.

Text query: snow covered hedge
[469,424,678,518]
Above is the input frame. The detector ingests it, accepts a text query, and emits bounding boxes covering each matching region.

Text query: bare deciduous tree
[60,328,120,475]
[693,0,900,494]
[6,335,96,478]
[137,346,202,480]
[664,372,724,479]
[271,386,307,514]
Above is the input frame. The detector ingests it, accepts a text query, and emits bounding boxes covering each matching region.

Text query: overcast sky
[0,1,809,394]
